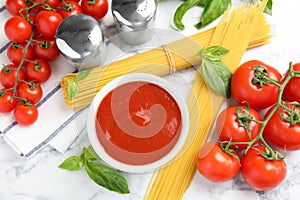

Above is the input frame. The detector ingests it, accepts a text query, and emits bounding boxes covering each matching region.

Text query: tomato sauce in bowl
[87,73,189,173]
[96,81,182,165]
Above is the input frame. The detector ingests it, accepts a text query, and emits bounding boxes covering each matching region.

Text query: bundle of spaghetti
[144,1,268,199]
[60,5,270,111]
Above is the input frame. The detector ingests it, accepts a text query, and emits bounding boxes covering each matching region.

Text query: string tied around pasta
[161,44,176,74]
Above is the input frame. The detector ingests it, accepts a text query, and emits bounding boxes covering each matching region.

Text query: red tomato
[33,36,60,61]
[58,1,82,19]
[196,142,240,182]
[231,60,282,110]
[263,102,300,151]
[5,0,29,16]
[216,106,262,150]
[81,0,108,20]
[46,0,60,7]
[25,59,51,83]
[17,82,43,104]
[7,42,35,66]
[283,63,300,104]
[35,10,63,37]
[14,103,38,125]
[0,64,26,89]
[4,16,32,42]
[240,146,286,190]
[0,90,18,113]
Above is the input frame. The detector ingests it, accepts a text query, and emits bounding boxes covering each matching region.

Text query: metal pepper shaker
[111,0,157,45]
[56,14,106,71]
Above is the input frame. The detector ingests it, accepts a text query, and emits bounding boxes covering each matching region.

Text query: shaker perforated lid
[56,14,104,64]
[112,0,157,29]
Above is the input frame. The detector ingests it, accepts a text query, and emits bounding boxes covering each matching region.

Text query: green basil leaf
[195,0,231,29]
[201,59,232,98]
[82,146,100,161]
[198,46,229,61]
[84,160,130,194]
[76,69,92,81]
[263,0,272,15]
[173,0,201,30]
[58,156,83,171]
[68,79,78,101]
[197,0,209,7]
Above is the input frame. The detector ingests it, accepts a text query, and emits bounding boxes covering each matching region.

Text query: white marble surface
[1,0,300,199]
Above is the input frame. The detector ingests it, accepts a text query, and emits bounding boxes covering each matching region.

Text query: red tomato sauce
[95,81,182,165]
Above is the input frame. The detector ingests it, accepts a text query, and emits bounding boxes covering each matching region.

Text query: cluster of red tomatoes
[196,60,300,191]
[0,0,109,125]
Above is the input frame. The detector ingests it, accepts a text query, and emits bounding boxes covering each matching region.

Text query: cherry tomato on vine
[25,59,51,83]
[0,89,18,113]
[196,142,240,182]
[283,63,300,104]
[4,16,32,42]
[0,64,26,89]
[17,82,43,104]
[240,146,286,191]
[35,10,63,37]
[33,36,60,61]
[263,102,300,151]
[58,1,82,19]
[81,0,108,20]
[7,42,35,66]
[14,103,38,125]
[5,0,29,16]
[231,60,282,110]
[216,106,262,150]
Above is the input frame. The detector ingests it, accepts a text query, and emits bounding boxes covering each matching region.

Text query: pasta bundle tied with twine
[60,2,270,111]
[60,0,270,199]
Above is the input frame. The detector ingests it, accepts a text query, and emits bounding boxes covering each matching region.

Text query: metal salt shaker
[56,14,106,71]
[111,0,157,45]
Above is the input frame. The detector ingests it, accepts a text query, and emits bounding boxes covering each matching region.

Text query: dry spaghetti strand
[144,1,269,200]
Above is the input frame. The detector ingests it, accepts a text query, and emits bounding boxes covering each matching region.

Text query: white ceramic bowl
[87,73,189,173]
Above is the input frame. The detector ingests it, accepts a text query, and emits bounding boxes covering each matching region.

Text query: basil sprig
[170,0,272,30]
[197,46,232,98]
[195,0,231,29]
[59,145,130,194]
[173,0,231,30]
[173,0,203,30]
[68,69,91,101]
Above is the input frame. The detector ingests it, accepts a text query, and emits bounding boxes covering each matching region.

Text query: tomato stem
[3,65,12,74]
[58,2,74,11]
[12,42,22,50]
[252,65,281,88]
[224,62,297,160]
[38,41,50,49]
[12,29,35,98]
[19,0,48,14]
[219,141,240,163]
[235,103,254,140]
[243,65,293,155]
[87,0,96,5]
